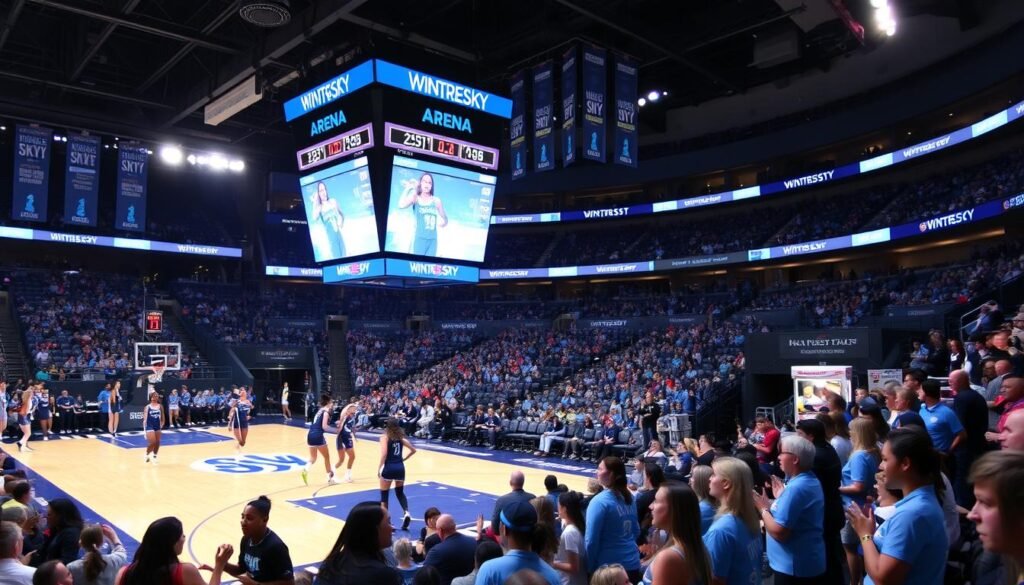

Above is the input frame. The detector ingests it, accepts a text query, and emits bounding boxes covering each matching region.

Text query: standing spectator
[639,392,661,448]
[116,516,233,585]
[315,502,401,585]
[687,466,716,535]
[490,472,535,539]
[552,492,586,585]
[421,515,475,585]
[796,419,845,585]
[918,379,965,457]
[992,408,1024,450]
[966,450,1024,576]
[949,370,988,507]
[995,376,1024,434]
[96,385,111,436]
[643,483,712,585]
[0,521,34,584]
[752,416,780,476]
[703,457,762,585]
[838,419,880,585]
[752,436,826,585]
[475,501,560,585]
[846,427,949,585]
[984,360,1013,430]
[585,457,641,582]
[219,497,293,584]
[948,339,966,373]
[67,524,127,585]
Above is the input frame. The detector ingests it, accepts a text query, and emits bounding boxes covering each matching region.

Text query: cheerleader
[36,386,53,441]
[168,388,180,427]
[108,380,123,436]
[281,382,291,420]
[302,394,338,486]
[228,389,253,460]
[379,418,417,531]
[334,403,357,482]
[17,383,35,452]
[143,391,165,464]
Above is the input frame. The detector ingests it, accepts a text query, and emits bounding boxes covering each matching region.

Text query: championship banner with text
[561,46,578,167]
[581,45,607,162]
[509,70,527,180]
[63,135,101,226]
[613,54,638,167]
[532,60,555,172]
[12,125,53,222]
[115,145,149,232]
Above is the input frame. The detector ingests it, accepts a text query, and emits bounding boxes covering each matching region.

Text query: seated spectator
[32,499,82,567]
[449,540,502,585]
[421,514,475,585]
[393,538,420,585]
[115,516,233,585]
[67,524,128,585]
[31,559,71,585]
[0,521,34,584]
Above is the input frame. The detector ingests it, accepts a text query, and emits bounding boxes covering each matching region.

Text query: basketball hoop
[149,363,166,385]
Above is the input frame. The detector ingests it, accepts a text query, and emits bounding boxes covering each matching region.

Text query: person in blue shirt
[704,456,762,585]
[475,500,560,585]
[688,465,717,535]
[585,456,641,582]
[840,418,881,585]
[918,380,965,455]
[180,386,192,426]
[847,426,949,585]
[752,435,826,584]
[55,390,75,435]
[96,383,111,434]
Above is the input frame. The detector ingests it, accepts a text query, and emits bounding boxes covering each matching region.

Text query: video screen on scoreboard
[384,156,496,263]
[298,156,379,263]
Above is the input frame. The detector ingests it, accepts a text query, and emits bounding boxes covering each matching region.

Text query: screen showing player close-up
[298,156,379,263]
[383,156,496,263]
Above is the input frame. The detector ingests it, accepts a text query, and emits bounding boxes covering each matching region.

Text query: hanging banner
[509,70,527,180]
[115,145,149,232]
[613,54,638,167]
[581,45,607,162]
[12,125,53,222]
[561,46,578,167]
[63,134,101,226]
[532,60,555,172]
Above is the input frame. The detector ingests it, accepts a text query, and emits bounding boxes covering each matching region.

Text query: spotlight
[54,135,61,142]
[0,125,6,131]
[229,160,245,172]
[647,91,660,102]
[187,154,197,165]
[161,146,184,165]
[637,98,647,107]
[104,144,110,149]
[113,143,119,149]
[61,136,68,142]
[662,91,668,96]
[870,0,886,7]
[209,154,229,171]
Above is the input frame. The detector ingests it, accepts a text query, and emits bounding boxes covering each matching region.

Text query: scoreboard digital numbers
[384,123,499,170]
[296,123,374,172]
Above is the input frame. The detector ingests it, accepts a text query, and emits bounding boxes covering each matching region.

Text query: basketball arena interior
[0,1,1023,584]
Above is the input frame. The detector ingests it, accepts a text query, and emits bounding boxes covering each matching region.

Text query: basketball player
[36,386,53,441]
[228,389,253,461]
[334,402,358,483]
[302,394,338,486]
[379,418,417,531]
[143,391,165,464]
[280,382,291,421]
[0,380,9,439]
[311,181,345,259]
[17,383,35,452]
[108,380,123,437]
[398,172,448,256]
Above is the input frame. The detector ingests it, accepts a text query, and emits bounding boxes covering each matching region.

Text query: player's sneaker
[328,473,337,485]
[401,511,412,531]
[145,454,151,463]
[343,471,353,483]
[301,468,309,486]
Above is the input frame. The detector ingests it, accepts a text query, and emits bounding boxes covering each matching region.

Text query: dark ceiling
[0,0,987,163]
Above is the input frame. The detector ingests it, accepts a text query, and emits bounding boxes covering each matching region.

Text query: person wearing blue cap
[474,500,560,585]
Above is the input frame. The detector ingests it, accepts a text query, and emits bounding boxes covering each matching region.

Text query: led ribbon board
[384,122,499,170]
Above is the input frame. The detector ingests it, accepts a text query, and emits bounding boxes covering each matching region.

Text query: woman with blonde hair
[702,457,761,585]
[589,564,631,585]
[840,418,880,585]
[688,466,717,535]
[643,482,713,585]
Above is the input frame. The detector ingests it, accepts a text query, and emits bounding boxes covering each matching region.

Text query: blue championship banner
[12,125,53,222]
[561,46,577,167]
[115,145,149,232]
[64,135,101,226]
[510,70,527,179]
[532,61,555,172]
[582,45,607,162]
[613,54,638,167]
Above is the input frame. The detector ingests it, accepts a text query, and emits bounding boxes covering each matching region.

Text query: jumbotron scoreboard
[282,59,511,287]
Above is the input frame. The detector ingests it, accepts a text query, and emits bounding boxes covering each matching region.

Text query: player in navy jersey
[36,387,53,441]
[143,391,165,464]
[228,389,254,461]
[16,383,35,452]
[303,394,338,486]
[380,418,417,531]
[334,402,358,483]
[108,380,123,436]
[398,172,448,256]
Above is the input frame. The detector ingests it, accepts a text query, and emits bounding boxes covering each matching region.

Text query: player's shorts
[413,238,437,256]
[380,462,405,482]
[230,417,249,431]
[337,433,354,450]
[307,434,326,447]
[17,415,30,426]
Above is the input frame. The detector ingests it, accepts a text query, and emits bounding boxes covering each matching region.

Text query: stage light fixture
[647,91,660,102]
[229,160,245,172]
[187,154,197,165]
[637,98,647,107]
[209,154,229,171]
[161,146,184,165]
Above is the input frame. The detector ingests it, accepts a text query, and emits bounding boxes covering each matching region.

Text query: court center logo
[191,453,307,474]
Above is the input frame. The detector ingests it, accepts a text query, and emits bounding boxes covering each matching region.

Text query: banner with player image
[298,156,379,263]
[384,155,496,263]
[613,54,638,167]
[562,46,578,167]
[115,144,149,232]
[532,60,554,172]
[12,125,53,223]
[509,70,527,180]
[582,45,607,162]
[64,134,101,227]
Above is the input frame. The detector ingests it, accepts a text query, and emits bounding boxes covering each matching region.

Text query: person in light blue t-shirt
[753,435,825,585]
[585,457,641,582]
[918,380,965,454]
[703,457,762,585]
[847,427,948,585]
[840,418,881,585]
[475,500,560,585]
[688,465,717,535]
